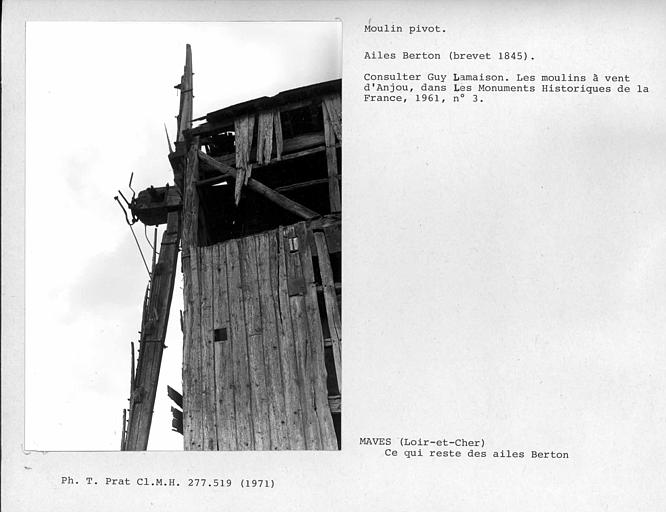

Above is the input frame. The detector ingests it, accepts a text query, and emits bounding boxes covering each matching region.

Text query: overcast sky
[25,21,341,451]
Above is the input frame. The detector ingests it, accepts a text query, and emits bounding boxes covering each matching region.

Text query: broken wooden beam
[198,150,319,220]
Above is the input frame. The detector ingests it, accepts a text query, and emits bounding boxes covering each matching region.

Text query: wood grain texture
[296,223,338,450]
[199,246,218,450]
[213,244,237,450]
[240,237,271,450]
[274,229,307,449]
[283,225,322,449]
[184,245,203,450]
[257,232,290,449]
[225,239,254,450]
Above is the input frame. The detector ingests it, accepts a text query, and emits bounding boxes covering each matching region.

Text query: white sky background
[25,21,342,451]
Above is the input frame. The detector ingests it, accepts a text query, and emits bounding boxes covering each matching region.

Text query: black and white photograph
[24,21,342,451]
[3,2,666,511]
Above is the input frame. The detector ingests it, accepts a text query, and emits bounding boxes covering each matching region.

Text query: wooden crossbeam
[197,150,319,220]
[206,132,327,168]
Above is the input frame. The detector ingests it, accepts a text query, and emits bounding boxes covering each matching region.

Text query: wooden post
[177,44,193,143]
[124,212,181,450]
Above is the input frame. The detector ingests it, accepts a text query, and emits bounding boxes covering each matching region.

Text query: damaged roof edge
[196,78,341,128]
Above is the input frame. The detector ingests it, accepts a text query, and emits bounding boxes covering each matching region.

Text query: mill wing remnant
[120,45,342,451]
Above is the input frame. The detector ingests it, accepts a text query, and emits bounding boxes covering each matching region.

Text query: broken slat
[257,232,290,449]
[296,223,338,449]
[274,228,307,449]
[274,109,283,159]
[225,239,254,450]
[167,385,183,409]
[171,407,184,434]
[314,231,342,396]
[256,110,275,165]
[213,243,237,450]
[234,114,255,204]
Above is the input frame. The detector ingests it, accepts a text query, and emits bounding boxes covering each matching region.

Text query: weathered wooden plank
[240,236,271,450]
[213,243,236,450]
[296,223,338,450]
[176,44,193,143]
[314,231,342,396]
[274,228,307,449]
[323,222,341,254]
[225,239,254,450]
[181,137,200,451]
[322,104,342,213]
[256,231,290,450]
[199,246,217,450]
[184,245,204,450]
[283,225,321,449]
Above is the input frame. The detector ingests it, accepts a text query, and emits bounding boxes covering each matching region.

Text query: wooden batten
[322,103,342,213]
[296,223,338,449]
[314,231,342,395]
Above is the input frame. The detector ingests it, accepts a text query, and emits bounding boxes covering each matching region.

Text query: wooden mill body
[123,46,341,451]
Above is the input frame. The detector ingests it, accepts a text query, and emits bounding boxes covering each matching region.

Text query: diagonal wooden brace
[197,150,319,220]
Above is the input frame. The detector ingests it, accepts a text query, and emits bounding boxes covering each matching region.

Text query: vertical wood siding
[183,222,340,450]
